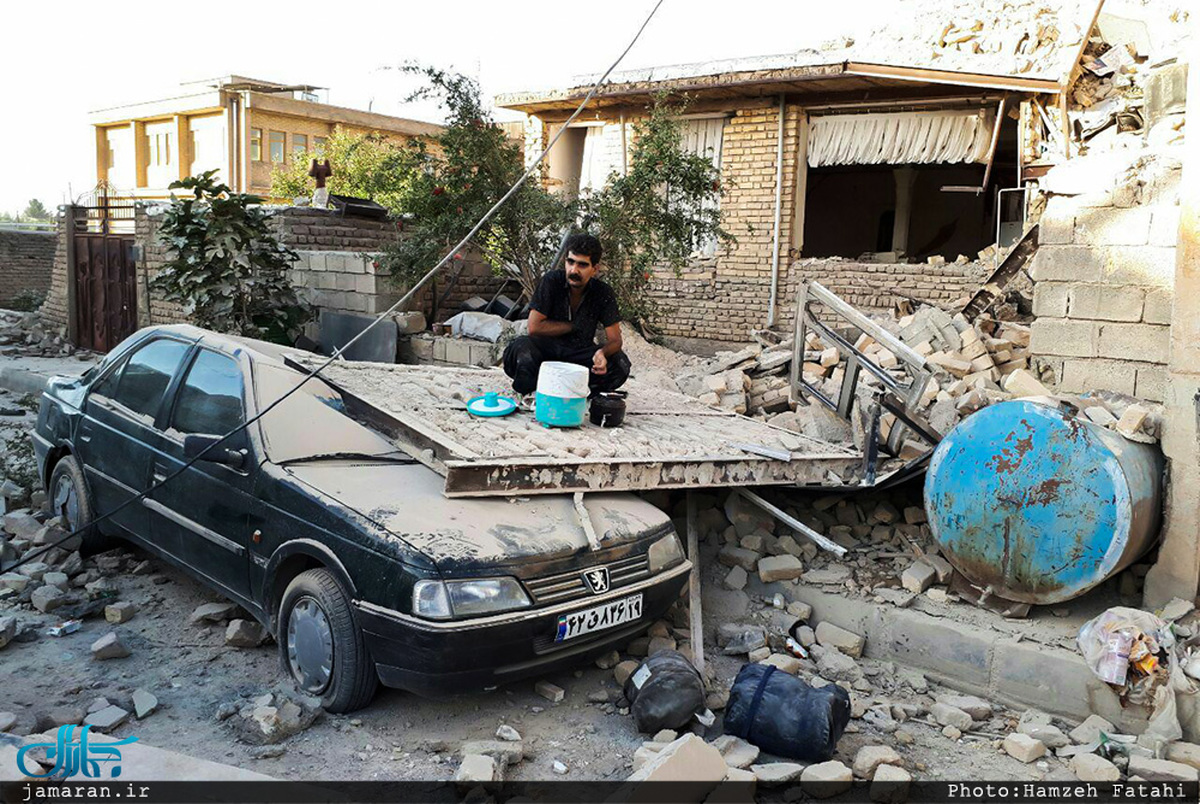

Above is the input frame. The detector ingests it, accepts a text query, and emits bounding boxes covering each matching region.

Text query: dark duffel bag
[723,663,851,761]
[622,650,707,734]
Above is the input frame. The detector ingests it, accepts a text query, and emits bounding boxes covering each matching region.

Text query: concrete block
[1059,359,1138,396]
[992,639,1094,720]
[1136,366,1167,403]
[468,342,496,367]
[1069,713,1114,745]
[1067,284,1144,322]
[455,754,498,783]
[1029,246,1106,283]
[1002,368,1053,398]
[1032,282,1069,318]
[799,760,852,798]
[1104,246,1177,289]
[306,252,326,272]
[1074,206,1152,245]
[1097,322,1170,363]
[1127,755,1199,782]
[930,702,973,731]
[1038,199,1076,244]
[1070,753,1120,781]
[815,621,865,658]
[758,555,804,583]
[853,745,901,778]
[880,610,995,697]
[1030,319,1097,358]
[1143,289,1173,325]
[869,764,912,803]
[1149,206,1182,247]
[1002,733,1046,763]
[1165,741,1200,770]
[901,562,936,593]
[627,734,727,784]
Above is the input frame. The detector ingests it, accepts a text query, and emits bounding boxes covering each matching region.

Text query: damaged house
[495,0,1149,344]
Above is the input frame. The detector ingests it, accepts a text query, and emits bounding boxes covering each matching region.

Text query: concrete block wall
[0,229,56,307]
[1030,164,1181,401]
[403,333,499,367]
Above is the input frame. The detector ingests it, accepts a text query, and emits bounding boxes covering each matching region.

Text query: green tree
[380,66,574,304]
[578,97,731,329]
[152,170,311,344]
[269,128,415,214]
[23,199,51,220]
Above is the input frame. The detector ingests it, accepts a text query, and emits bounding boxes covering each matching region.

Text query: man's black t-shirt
[529,269,621,348]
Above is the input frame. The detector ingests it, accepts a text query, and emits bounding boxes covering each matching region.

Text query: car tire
[47,455,105,555]
[279,568,378,713]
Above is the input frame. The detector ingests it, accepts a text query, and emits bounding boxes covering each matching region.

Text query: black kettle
[590,391,627,427]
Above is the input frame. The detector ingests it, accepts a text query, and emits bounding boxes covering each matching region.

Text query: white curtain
[808,109,995,167]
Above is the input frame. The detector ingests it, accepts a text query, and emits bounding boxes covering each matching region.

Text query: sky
[0,0,881,216]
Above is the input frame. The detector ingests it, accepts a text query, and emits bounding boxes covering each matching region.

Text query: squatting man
[503,233,631,395]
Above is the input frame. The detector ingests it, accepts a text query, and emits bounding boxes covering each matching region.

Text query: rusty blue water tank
[924,399,1164,605]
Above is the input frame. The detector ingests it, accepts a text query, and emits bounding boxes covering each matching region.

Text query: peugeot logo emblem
[583,566,610,594]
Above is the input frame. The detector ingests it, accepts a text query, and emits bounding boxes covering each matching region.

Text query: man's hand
[592,349,608,375]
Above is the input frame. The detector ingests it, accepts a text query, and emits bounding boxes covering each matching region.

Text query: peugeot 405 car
[33,325,691,712]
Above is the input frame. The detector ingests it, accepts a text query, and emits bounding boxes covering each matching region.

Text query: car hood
[284,461,673,573]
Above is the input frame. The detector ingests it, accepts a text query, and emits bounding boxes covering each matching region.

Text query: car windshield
[253,362,402,464]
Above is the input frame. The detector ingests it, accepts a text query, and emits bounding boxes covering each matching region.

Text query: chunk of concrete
[42,571,69,591]
[853,745,902,779]
[718,546,760,572]
[724,565,748,591]
[1003,368,1053,398]
[105,601,138,624]
[132,689,158,719]
[1070,752,1121,782]
[1069,714,1115,745]
[1165,741,1200,771]
[900,562,937,594]
[870,764,912,804]
[935,694,992,721]
[191,601,240,624]
[90,631,130,660]
[757,555,804,583]
[930,702,973,731]
[1017,721,1069,748]
[461,739,523,767]
[535,680,565,703]
[1127,755,1199,782]
[751,762,804,786]
[84,705,129,732]
[711,735,759,770]
[760,653,802,675]
[614,661,639,686]
[455,754,498,784]
[496,724,521,742]
[815,621,865,658]
[800,760,853,798]
[225,619,268,647]
[0,615,15,649]
[626,733,726,784]
[1002,733,1046,763]
[0,573,31,593]
[817,650,862,683]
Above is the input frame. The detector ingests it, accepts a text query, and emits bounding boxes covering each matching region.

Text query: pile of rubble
[0,308,82,359]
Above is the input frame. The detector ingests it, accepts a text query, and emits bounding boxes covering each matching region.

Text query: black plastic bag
[723,662,851,761]
[622,650,706,734]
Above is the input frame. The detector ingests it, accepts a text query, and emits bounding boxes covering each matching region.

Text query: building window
[269,131,286,163]
[293,134,308,157]
[250,128,263,162]
[313,136,327,156]
[144,121,176,188]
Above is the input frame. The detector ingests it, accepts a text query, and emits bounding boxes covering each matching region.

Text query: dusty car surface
[32,324,692,712]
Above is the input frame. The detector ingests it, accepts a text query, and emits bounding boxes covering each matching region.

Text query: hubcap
[286,596,334,694]
[52,475,79,531]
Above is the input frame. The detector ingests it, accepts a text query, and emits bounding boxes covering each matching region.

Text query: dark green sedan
[33,325,691,712]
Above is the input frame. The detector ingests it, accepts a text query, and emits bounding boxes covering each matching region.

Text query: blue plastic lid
[466,392,518,417]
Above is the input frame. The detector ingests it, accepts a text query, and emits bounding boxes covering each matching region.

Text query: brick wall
[41,204,504,342]
[0,228,56,307]
[1029,156,1181,401]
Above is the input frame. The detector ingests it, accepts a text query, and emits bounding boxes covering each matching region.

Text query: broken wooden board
[286,356,861,497]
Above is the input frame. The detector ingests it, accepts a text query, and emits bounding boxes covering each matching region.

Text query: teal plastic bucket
[535,392,587,427]
[535,361,590,428]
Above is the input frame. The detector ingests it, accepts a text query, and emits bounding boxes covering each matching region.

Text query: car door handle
[79,422,94,443]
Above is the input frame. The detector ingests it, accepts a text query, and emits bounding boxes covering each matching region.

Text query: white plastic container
[535,362,590,427]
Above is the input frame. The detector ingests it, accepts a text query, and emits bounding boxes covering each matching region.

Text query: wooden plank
[686,491,705,675]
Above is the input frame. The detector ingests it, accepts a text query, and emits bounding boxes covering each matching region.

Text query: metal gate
[70,188,137,352]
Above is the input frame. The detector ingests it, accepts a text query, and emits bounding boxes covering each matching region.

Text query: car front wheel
[278,568,378,713]
[47,455,105,554]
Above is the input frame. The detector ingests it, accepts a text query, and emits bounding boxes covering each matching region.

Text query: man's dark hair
[564,233,602,266]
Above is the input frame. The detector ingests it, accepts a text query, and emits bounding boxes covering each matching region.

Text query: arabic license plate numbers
[555,594,643,642]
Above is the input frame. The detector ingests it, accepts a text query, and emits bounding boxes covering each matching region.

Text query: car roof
[145,324,297,367]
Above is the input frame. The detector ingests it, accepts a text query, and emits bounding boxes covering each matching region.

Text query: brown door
[74,233,136,352]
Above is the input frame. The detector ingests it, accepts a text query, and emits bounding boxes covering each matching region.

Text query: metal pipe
[766,94,785,328]
[738,488,847,557]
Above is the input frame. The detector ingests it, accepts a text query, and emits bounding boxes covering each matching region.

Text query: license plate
[555,593,643,642]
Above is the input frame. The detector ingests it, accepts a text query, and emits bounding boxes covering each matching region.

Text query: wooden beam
[845,62,1061,94]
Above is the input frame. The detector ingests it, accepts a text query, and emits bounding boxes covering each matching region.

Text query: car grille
[524,553,651,606]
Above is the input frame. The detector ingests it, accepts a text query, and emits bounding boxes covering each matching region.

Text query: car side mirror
[183,434,246,469]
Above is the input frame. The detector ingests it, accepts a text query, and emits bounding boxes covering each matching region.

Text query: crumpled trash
[1078,606,1196,752]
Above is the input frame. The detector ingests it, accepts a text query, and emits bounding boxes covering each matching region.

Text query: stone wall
[0,229,56,307]
[1029,154,1182,401]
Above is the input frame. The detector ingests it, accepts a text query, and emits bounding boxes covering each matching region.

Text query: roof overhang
[496,60,1062,117]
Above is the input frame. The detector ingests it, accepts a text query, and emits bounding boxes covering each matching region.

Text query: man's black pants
[502,336,632,395]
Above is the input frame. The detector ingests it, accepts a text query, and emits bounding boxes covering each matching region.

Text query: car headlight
[412,577,531,620]
[648,533,686,573]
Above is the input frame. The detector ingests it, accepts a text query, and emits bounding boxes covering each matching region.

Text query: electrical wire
[5,0,666,575]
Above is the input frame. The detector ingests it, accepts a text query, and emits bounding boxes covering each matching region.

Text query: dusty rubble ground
[0,391,1116,787]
